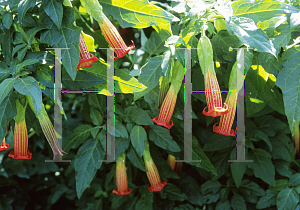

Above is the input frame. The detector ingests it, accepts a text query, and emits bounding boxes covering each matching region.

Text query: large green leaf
[203,134,236,151]
[130,125,147,157]
[127,144,147,172]
[75,138,105,198]
[160,183,188,201]
[99,0,179,28]
[227,17,276,57]
[276,47,300,135]
[63,124,100,153]
[114,69,147,93]
[231,194,246,210]
[277,188,299,210]
[13,76,42,115]
[248,148,275,185]
[230,148,248,188]
[232,0,297,24]
[124,106,154,125]
[256,189,278,209]
[0,78,15,106]
[144,32,167,56]
[240,179,265,203]
[148,125,180,152]
[43,0,63,29]
[134,56,163,101]
[0,68,10,83]
[270,133,295,162]
[0,92,17,141]
[18,0,36,24]
[40,7,81,80]
[115,137,130,159]
[289,174,300,187]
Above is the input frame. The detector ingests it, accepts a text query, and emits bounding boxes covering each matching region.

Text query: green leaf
[200,180,222,194]
[130,125,147,157]
[203,134,236,151]
[114,69,147,93]
[269,179,289,192]
[240,179,265,203]
[0,92,17,141]
[44,0,63,29]
[161,183,188,201]
[256,189,278,209]
[274,160,293,178]
[0,78,15,106]
[253,115,287,137]
[75,138,105,198]
[136,187,153,210]
[15,59,39,74]
[134,56,163,101]
[270,133,294,162]
[211,31,242,62]
[115,137,130,159]
[148,125,180,152]
[144,32,167,56]
[248,148,275,185]
[0,68,10,83]
[63,124,98,153]
[216,200,231,210]
[99,0,179,28]
[290,12,300,29]
[230,148,248,188]
[114,119,128,138]
[18,0,36,24]
[276,47,300,135]
[232,0,297,24]
[127,145,147,172]
[40,7,81,80]
[90,108,102,126]
[277,188,299,210]
[227,17,276,57]
[3,12,13,29]
[231,194,246,210]
[48,184,69,205]
[248,130,272,151]
[13,76,42,115]
[124,106,154,125]
[289,174,300,187]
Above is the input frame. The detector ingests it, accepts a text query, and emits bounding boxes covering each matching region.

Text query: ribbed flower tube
[213,91,237,136]
[143,140,167,192]
[98,13,134,60]
[152,85,177,129]
[76,33,98,69]
[158,77,170,109]
[26,96,66,159]
[112,152,132,195]
[203,70,228,117]
[8,100,32,160]
[293,121,299,155]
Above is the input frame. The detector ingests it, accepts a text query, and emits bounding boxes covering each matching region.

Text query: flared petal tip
[213,123,236,136]
[76,54,98,70]
[114,40,135,61]
[202,103,228,117]
[112,188,132,195]
[0,143,10,151]
[8,150,32,160]
[152,116,174,129]
[147,180,167,192]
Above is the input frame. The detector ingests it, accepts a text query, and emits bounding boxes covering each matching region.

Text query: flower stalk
[112,152,132,195]
[8,100,32,160]
[143,140,167,192]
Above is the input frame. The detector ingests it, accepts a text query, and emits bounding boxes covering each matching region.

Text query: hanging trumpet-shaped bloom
[143,140,167,192]
[213,91,237,136]
[98,13,135,60]
[293,121,299,155]
[80,0,134,61]
[203,70,228,117]
[8,100,32,160]
[152,61,184,129]
[112,152,132,195]
[77,33,98,70]
[158,77,170,109]
[27,96,66,159]
[0,137,9,151]
[167,154,176,170]
[152,85,176,129]
[0,122,10,151]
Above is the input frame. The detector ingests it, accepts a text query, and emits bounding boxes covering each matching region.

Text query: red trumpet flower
[203,70,228,117]
[98,13,134,60]
[112,153,132,195]
[143,140,167,192]
[213,91,237,136]
[76,33,98,70]
[0,138,9,151]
